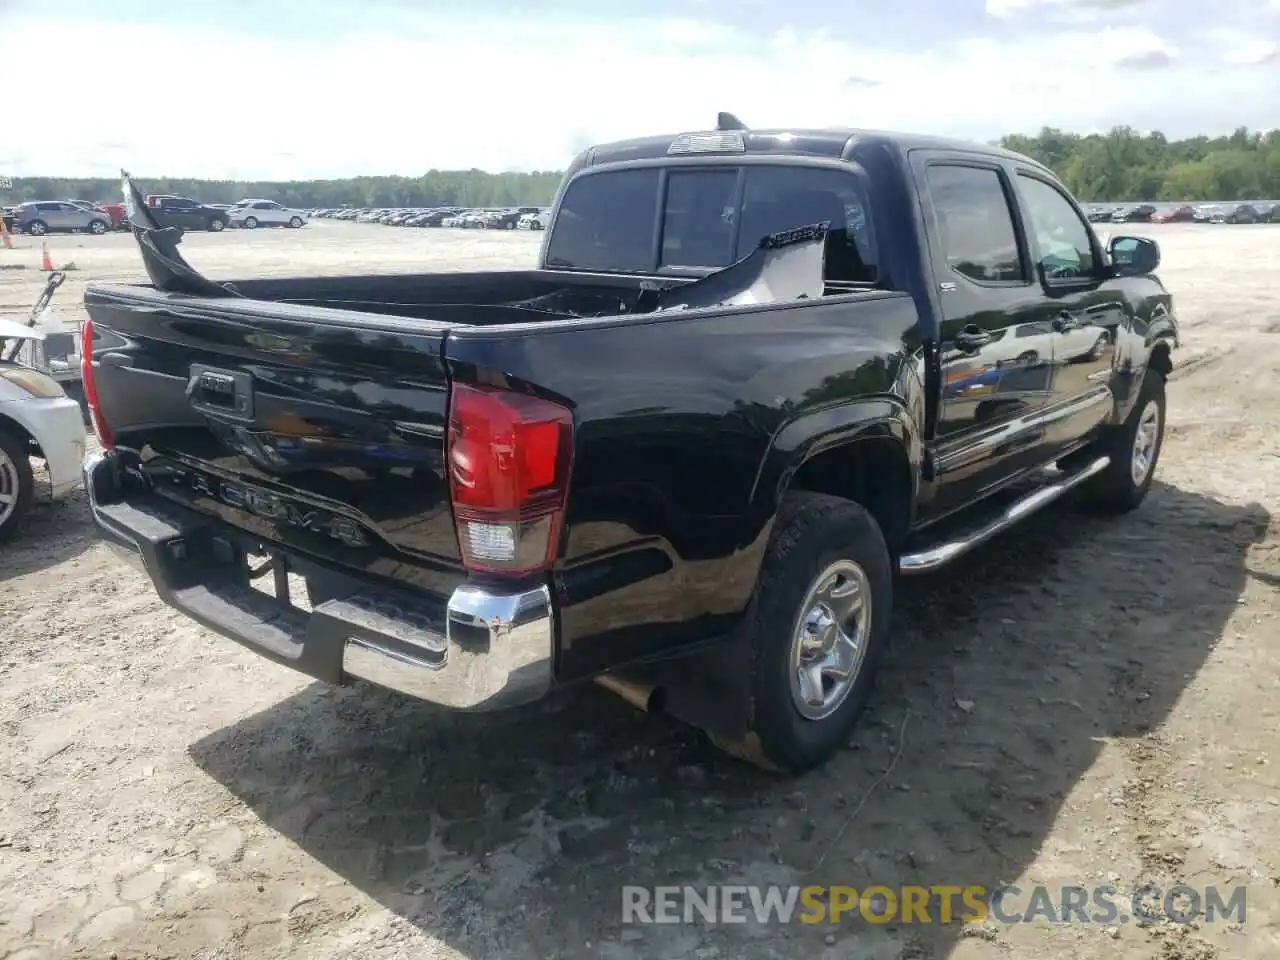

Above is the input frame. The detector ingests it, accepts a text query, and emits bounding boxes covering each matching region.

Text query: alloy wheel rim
[788,559,873,721]
[0,448,19,527]
[1131,399,1160,486]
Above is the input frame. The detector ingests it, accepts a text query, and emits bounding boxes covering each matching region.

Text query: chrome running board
[898,455,1110,575]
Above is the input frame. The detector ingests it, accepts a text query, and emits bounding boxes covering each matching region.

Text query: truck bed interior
[227,269,670,325]
[125,171,857,329]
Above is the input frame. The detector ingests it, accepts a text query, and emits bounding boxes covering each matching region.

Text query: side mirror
[1108,235,1160,276]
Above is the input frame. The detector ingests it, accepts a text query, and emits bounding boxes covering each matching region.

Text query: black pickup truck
[81,117,1178,773]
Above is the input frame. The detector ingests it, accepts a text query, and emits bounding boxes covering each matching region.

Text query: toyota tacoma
[80,119,1177,772]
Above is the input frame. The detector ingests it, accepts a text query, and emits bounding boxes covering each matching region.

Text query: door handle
[1052,311,1081,332]
[954,327,992,351]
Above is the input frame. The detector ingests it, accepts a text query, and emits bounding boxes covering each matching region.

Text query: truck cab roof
[575,126,1044,172]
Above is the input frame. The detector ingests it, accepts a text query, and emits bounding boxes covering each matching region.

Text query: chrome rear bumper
[83,451,554,711]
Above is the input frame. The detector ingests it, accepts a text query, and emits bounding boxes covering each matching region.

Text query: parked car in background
[1192,205,1219,223]
[228,200,307,229]
[1151,204,1196,223]
[1111,203,1156,223]
[1211,204,1261,224]
[11,201,113,236]
[481,208,524,229]
[1257,203,1280,223]
[0,319,87,541]
[518,210,551,230]
[65,200,128,231]
[145,195,230,232]
[1085,206,1114,223]
[418,208,463,227]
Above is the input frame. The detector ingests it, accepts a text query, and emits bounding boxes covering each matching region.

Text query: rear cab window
[545,164,878,285]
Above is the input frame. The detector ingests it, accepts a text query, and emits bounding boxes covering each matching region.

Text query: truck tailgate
[85,285,464,593]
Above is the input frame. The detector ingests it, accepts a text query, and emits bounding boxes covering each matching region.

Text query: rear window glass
[544,168,660,273]
[545,164,877,283]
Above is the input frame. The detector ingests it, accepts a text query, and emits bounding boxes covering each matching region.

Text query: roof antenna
[716,112,748,131]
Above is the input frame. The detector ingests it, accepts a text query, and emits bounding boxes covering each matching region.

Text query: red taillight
[446,382,573,576]
[79,315,115,449]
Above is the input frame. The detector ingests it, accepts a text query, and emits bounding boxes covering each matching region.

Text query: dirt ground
[0,222,1277,960]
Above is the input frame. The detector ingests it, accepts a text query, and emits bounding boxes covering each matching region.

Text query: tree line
[3,127,1278,207]
[1000,126,1280,202]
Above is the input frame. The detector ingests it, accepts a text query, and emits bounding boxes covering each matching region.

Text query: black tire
[289,216,304,228]
[26,219,47,236]
[0,427,35,543]
[209,218,226,232]
[242,217,258,230]
[715,492,893,774]
[88,219,108,235]
[1080,368,1166,513]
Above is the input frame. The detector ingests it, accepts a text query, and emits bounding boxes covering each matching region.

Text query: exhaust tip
[595,673,664,714]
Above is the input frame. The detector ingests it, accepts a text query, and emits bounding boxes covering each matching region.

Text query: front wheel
[1079,368,1166,513]
[289,216,304,228]
[208,218,226,232]
[26,220,47,236]
[0,429,35,543]
[715,493,893,773]
[88,219,108,235]
[242,217,258,229]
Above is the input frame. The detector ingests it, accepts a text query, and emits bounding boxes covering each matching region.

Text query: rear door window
[925,165,1025,284]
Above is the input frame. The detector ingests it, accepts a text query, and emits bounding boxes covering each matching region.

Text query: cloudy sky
[2,0,1277,179]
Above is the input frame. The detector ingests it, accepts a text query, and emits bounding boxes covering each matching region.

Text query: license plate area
[246,549,313,613]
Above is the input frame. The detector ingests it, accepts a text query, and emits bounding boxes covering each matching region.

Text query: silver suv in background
[13,201,113,236]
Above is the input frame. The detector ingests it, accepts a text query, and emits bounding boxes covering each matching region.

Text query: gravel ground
[0,221,1277,960]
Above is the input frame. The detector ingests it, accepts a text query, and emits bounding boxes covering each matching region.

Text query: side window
[925,165,1024,284]
[738,166,877,283]
[37,202,61,211]
[1016,175,1097,280]
[661,170,737,268]
[544,168,660,272]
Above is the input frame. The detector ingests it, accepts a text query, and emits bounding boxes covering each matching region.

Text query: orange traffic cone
[40,241,53,271]
[0,219,11,250]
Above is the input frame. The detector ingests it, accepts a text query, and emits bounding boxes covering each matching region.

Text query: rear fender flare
[749,397,923,542]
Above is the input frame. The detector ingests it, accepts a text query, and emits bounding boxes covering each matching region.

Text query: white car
[0,320,87,540]
[518,210,551,231]
[228,200,307,229]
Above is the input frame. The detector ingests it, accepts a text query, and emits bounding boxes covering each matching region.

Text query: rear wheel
[209,218,226,232]
[0,429,35,542]
[714,493,893,773]
[26,220,47,236]
[242,216,258,230]
[88,219,108,235]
